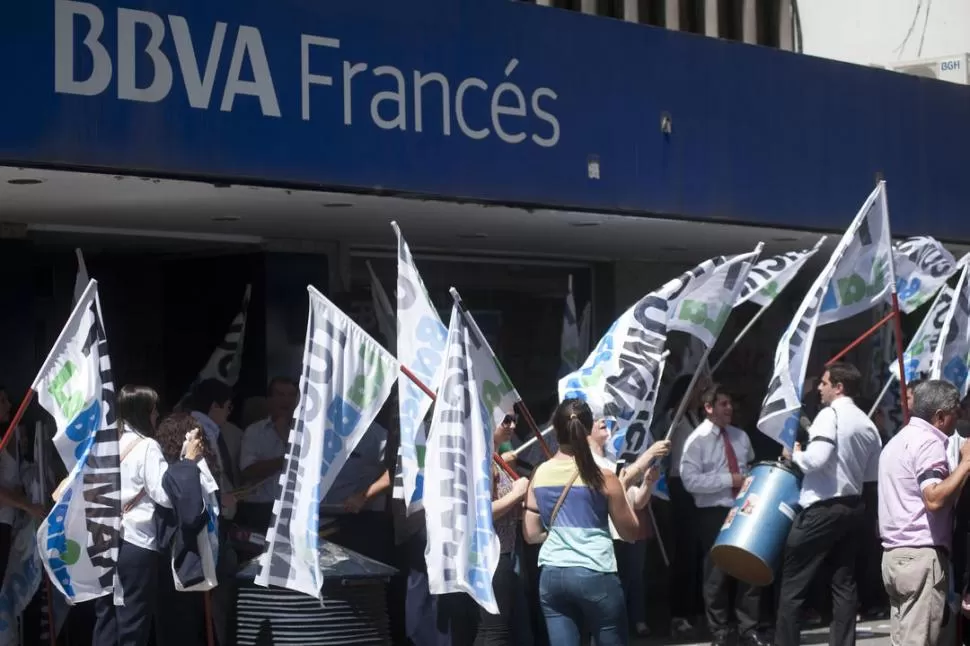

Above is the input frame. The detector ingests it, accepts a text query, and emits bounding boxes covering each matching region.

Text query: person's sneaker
[671,617,696,638]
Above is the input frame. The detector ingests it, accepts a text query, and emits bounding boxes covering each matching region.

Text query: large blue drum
[710,460,803,586]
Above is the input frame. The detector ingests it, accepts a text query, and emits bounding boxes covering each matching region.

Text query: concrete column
[536,0,553,6]
[742,0,758,44]
[581,0,597,15]
[705,0,719,37]
[779,0,794,50]
[665,0,680,30]
[623,0,639,22]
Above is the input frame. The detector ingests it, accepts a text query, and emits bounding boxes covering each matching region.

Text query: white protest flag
[892,236,957,313]
[816,183,894,326]
[889,285,954,384]
[258,286,397,598]
[392,222,448,514]
[930,264,970,397]
[34,280,121,603]
[72,248,89,306]
[0,516,42,645]
[759,182,895,447]
[367,260,396,351]
[560,275,582,377]
[560,248,760,460]
[735,238,827,307]
[425,302,501,614]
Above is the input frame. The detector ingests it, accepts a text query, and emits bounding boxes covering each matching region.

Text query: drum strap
[546,470,580,529]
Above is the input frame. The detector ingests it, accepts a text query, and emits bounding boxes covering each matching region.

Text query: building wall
[799,0,970,66]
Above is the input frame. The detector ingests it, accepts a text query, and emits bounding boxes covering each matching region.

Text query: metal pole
[710,301,772,374]
[825,311,896,367]
[664,345,714,442]
[868,377,895,418]
[890,293,911,423]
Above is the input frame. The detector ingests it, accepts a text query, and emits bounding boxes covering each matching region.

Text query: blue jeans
[539,566,628,646]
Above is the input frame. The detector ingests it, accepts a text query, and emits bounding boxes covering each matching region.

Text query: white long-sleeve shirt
[680,420,754,509]
[120,428,173,552]
[794,396,881,509]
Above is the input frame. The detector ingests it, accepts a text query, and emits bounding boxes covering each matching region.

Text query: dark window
[554,0,581,10]
[597,0,624,18]
[718,0,743,40]
[638,0,666,25]
[680,0,705,34]
[757,0,781,47]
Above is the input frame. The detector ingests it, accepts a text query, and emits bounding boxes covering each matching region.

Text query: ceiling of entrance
[0,165,885,262]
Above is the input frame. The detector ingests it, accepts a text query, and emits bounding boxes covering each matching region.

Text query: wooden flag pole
[399,364,519,481]
[0,388,35,454]
[203,590,216,646]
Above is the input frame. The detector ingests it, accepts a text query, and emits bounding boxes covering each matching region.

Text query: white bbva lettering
[54,0,281,116]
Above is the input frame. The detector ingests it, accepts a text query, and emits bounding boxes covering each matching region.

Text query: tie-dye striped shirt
[533,457,615,572]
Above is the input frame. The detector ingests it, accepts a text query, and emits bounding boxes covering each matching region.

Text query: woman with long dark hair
[522,399,645,646]
[92,386,204,646]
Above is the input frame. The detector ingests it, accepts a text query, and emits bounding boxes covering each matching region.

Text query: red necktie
[721,428,741,497]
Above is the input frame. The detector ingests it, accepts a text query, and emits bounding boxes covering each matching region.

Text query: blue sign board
[1,0,969,238]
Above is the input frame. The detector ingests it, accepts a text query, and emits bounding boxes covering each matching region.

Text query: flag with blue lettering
[892,236,957,313]
[34,280,121,603]
[425,300,501,614]
[560,275,582,377]
[890,284,953,384]
[392,222,448,515]
[931,264,970,397]
[257,286,397,599]
[735,238,827,307]
[0,515,42,645]
[560,248,760,460]
[759,182,895,448]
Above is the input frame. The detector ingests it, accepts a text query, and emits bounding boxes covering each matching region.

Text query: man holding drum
[775,362,881,646]
[680,383,767,646]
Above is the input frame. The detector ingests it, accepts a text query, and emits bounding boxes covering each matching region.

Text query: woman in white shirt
[92,386,204,646]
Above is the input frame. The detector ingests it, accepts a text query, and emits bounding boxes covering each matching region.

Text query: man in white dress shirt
[680,384,766,646]
[775,362,882,646]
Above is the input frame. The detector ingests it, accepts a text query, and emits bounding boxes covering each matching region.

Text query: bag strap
[546,469,580,529]
[121,436,149,515]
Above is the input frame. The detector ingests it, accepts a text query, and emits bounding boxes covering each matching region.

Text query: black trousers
[669,476,703,619]
[473,552,533,646]
[92,541,160,646]
[775,496,864,646]
[697,506,761,639]
[155,555,207,646]
[856,483,887,611]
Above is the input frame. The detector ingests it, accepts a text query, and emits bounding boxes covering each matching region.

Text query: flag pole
[647,504,670,568]
[0,388,35,455]
[868,376,896,418]
[398,364,519,480]
[203,590,216,646]
[824,310,896,367]
[664,346,714,442]
[449,288,552,459]
[710,302,771,375]
[891,293,910,423]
